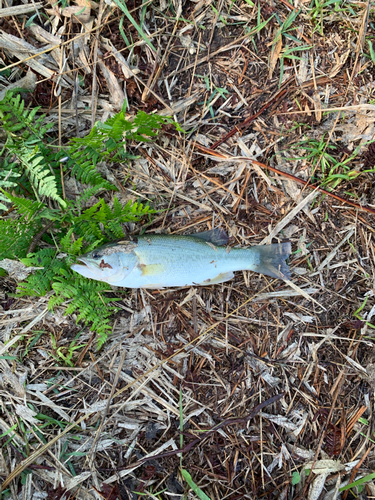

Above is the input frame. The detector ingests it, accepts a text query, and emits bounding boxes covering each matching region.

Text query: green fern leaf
[13,146,66,207]
[0,217,42,260]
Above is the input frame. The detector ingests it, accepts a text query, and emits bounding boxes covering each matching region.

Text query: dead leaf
[269,33,282,78]
[15,404,39,425]
[0,259,43,281]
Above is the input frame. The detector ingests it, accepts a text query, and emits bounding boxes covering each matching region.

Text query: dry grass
[1,0,375,499]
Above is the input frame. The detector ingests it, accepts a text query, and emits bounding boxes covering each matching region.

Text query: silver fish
[71,229,291,288]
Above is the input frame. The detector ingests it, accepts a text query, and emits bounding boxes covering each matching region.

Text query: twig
[342,444,373,500]
[87,350,126,470]
[193,144,375,215]
[27,220,55,254]
[296,371,346,500]
[209,87,289,150]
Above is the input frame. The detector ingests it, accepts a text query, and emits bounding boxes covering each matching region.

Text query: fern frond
[18,250,116,347]
[72,196,155,242]
[50,271,117,348]
[66,150,114,189]
[2,191,44,217]
[12,146,66,207]
[0,217,42,260]
[18,249,64,296]
[60,228,84,255]
[65,186,102,213]
[0,91,52,140]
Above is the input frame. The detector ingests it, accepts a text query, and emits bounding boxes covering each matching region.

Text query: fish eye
[92,251,101,259]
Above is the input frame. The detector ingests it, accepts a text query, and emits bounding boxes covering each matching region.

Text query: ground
[1,0,375,499]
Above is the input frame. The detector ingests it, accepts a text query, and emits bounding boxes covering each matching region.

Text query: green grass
[288,135,372,188]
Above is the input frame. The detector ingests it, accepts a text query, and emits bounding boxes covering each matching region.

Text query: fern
[18,251,116,347]
[69,102,180,154]
[0,91,67,209]
[0,91,181,347]
[66,149,115,189]
[71,196,153,243]
[0,158,21,210]
[60,229,85,255]
[67,101,182,182]
[18,248,64,296]
[4,143,66,207]
[0,92,52,140]
[0,217,42,260]
[2,192,60,224]
[50,271,116,349]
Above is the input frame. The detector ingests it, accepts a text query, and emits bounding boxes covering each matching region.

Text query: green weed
[289,135,367,188]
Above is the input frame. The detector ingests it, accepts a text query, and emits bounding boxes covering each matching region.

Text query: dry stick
[58,27,65,202]
[142,13,180,103]
[1,281,276,491]
[206,0,225,59]
[120,61,174,113]
[88,351,126,471]
[91,0,105,127]
[70,27,79,137]
[193,144,375,216]
[2,0,25,40]
[342,444,373,500]
[184,28,201,121]
[209,86,289,150]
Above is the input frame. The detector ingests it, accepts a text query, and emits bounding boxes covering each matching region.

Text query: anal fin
[197,271,234,285]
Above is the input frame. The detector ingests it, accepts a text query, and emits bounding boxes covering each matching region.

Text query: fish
[71,228,291,289]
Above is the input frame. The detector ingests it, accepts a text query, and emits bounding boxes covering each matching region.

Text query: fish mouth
[72,258,100,272]
[75,257,98,269]
[75,257,113,270]
[71,259,102,280]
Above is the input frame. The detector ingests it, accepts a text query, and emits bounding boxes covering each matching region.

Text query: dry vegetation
[1,0,375,499]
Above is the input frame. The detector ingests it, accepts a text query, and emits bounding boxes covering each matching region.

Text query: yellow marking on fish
[140,263,164,276]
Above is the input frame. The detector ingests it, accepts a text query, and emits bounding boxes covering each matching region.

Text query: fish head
[71,243,137,284]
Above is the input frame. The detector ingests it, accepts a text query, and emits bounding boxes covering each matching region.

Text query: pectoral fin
[197,271,234,285]
[140,263,165,276]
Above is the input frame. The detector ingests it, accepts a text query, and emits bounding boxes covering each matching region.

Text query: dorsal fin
[192,228,228,246]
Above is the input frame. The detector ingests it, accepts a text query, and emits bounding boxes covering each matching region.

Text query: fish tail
[252,242,291,280]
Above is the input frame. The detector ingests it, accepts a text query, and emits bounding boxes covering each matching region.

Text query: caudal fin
[253,242,291,280]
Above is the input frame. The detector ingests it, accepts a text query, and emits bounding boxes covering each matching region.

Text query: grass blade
[181,469,211,500]
[111,0,156,53]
